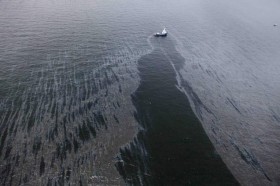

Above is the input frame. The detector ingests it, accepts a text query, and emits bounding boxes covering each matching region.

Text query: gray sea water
[1,0,280,185]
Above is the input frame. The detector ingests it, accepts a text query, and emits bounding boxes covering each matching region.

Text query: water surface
[1,0,280,185]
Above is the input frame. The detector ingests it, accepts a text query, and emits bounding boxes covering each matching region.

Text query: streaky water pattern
[1,0,280,185]
[0,0,151,184]
[167,0,280,185]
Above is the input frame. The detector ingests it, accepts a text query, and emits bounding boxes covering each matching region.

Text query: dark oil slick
[116,37,239,185]
[1,0,280,185]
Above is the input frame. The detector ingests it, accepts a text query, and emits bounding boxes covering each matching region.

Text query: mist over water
[1,0,280,185]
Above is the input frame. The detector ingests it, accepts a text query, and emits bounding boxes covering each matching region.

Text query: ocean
[0,0,280,185]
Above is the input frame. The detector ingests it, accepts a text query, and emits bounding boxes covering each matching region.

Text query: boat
[154,28,168,37]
